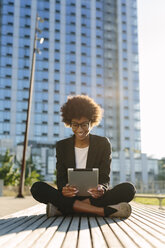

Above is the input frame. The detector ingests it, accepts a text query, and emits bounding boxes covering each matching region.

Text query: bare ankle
[73,200,104,216]
[97,208,104,217]
[81,198,91,205]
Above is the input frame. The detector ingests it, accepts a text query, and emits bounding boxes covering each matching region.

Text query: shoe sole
[109,202,132,219]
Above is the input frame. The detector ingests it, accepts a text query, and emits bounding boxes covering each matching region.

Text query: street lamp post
[17,14,44,198]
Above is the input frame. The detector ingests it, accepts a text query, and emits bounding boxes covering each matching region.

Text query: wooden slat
[0,204,45,220]
[16,217,57,248]
[0,215,36,236]
[132,205,165,220]
[131,211,164,234]
[105,218,139,248]
[0,203,44,223]
[77,217,92,248]
[0,203,164,248]
[0,212,42,232]
[131,202,165,217]
[89,217,108,248]
[0,204,44,230]
[62,216,79,248]
[0,205,45,235]
[132,206,165,225]
[132,202,165,215]
[0,214,44,247]
[130,215,165,243]
[113,218,153,248]
[127,216,165,248]
[30,217,64,248]
[0,216,27,231]
[97,217,123,248]
[45,216,72,248]
[1,215,46,248]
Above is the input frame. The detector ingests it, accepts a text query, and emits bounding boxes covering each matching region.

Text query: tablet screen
[68,168,99,196]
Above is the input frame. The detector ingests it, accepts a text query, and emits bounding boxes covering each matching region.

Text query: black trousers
[31,181,136,215]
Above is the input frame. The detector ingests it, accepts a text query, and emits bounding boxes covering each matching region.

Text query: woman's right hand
[62,184,79,197]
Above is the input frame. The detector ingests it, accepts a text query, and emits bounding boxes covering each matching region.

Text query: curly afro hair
[61,95,103,127]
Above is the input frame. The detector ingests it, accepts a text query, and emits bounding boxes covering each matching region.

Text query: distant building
[0,0,157,188]
[112,151,158,192]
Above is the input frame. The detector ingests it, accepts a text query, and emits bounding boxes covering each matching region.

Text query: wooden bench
[135,193,165,210]
[0,202,164,248]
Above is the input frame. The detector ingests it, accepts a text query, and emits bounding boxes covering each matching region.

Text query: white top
[75,146,89,169]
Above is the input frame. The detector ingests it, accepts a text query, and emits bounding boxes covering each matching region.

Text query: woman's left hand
[88,184,104,198]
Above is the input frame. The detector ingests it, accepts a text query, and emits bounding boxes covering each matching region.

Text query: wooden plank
[131,211,165,233]
[0,204,44,229]
[114,218,153,248]
[0,206,45,246]
[0,208,45,236]
[62,216,79,248]
[0,216,27,231]
[132,205,165,221]
[0,214,44,247]
[16,217,57,248]
[125,217,165,248]
[1,215,47,248]
[132,203,165,217]
[0,215,36,236]
[0,204,45,220]
[89,217,108,248]
[0,203,164,248]
[131,202,165,216]
[127,216,165,248]
[130,215,165,243]
[132,208,165,228]
[105,218,139,248]
[77,217,92,248]
[0,203,46,244]
[0,212,44,233]
[25,217,64,248]
[45,216,72,248]
[97,217,124,248]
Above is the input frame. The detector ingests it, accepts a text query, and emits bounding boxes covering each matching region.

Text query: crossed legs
[73,182,136,215]
[31,181,136,216]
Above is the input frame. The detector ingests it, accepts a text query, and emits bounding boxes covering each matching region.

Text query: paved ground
[0,196,39,217]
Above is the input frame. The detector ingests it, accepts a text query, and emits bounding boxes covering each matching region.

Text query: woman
[31,95,136,218]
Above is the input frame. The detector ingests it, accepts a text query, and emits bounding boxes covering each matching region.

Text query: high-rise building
[0,0,140,150]
[1,0,154,188]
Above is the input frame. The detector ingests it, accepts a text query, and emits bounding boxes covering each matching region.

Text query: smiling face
[71,117,91,143]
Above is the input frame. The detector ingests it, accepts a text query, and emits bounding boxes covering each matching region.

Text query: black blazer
[56,134,112,191]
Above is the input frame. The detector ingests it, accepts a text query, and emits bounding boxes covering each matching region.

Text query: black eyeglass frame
[70,121,91,130]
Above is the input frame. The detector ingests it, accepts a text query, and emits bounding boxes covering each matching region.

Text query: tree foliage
[156,157,165,180]
[23,155,44,186]
[0,150,43,186]
[0,150,20,185]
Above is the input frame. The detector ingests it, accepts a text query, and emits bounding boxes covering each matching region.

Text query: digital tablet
[68,168,99,196]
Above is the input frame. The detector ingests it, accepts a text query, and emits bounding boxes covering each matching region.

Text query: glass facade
[0,0,141,153]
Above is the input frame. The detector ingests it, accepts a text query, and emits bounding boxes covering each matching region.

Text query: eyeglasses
[71,122,90,130]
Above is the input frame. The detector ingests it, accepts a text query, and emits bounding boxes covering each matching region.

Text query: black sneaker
[105,202,132,218]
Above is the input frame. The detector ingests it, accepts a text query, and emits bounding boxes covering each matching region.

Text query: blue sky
[137,0,165,159]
